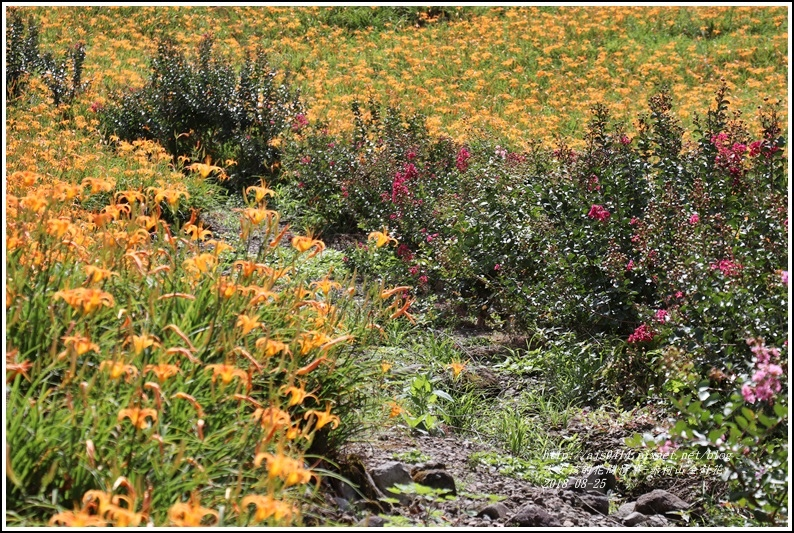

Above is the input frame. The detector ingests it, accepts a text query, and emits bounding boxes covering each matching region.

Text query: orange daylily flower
[239,207,277,226]
[368,227,398,248]
[49,507,107,527]
[53,287,115,313]
[84,264,118,284]
[20,193,49,213]
[168,492,219,527]
[206,239,233,255]
[389,296,417,324]
[447,360,468,379]
[6,359,33,382]
[256,338,292,358]
[183,253,218,277]
[216,277,241,299]
[269,224,291,248]
[297,331,332,355]
[245,286,279,306]
[245,182,276,204]
[186,157,225,180]
[241,493,295,523]
[254,451,313,487]
[117,407,158,429]
[291,234,325,257]
[387,401,405,418]
[144,363,180,382]
[129,333,160,355]
[100,361,139,382]
[114,190,145,205]
[46,217,73,238]
[205,364,248,385]
[279,381,318,407]
[236,314,261,336]
[61,334,100,356]
[252,406,292,435]
[303,403,341,430]
[147,185,189,208]
[380,286,412,299]
[54,181,81,201]
[311,278,342,294]
[81,177,116,195]
[183,223,213,242]
[101,202,131,220]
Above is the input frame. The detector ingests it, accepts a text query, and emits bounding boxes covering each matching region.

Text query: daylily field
[4,5,790,527]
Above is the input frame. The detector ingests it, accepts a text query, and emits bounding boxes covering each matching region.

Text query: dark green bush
[6,8,87,106]
[6,8,41,100]
[300,6,481,32]
[99,33,304,188]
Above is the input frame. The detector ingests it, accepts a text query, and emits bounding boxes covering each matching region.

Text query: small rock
[330,477,360,502]
[574,493,609,515]
[356,515,386,527]
[410,462,446,476]
[412,469,457,495]
[622,511,648,526]
[635,489,690,515]
[510,503,562,527]
[370,461,413,505]
[333,497,352,512]
[644,514,670,526]
[477,502,510,520]
[612,501,636,520]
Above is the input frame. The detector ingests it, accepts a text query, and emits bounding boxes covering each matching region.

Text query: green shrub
[99,33,304,188]
[6,8,87,106]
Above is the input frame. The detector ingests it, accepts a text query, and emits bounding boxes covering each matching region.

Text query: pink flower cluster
[587,174,601,192]
[628,323,655,344]
[654,309,669,323]
[391,163,418,204]
[456,147,471,172]
[396,244,414,262]
[741,339,785,404]
[710,259,742,277]
[689,213,700,225]
[711,132,747,177]
[657,439,678,455]
[291,113,309,132]
[588,204,610,222]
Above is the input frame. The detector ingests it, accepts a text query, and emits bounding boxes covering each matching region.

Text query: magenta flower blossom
[655,309,669,323]
[626,260,634,271]
[628,323,655,344]
[689,213,700,225]
[587,204,610,222]
[456,147,471,172]
[710,259,742,277]
[291,113,309,132]
[782,270,788,285]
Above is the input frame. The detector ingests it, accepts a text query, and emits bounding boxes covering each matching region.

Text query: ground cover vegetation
[4,5,789,527]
